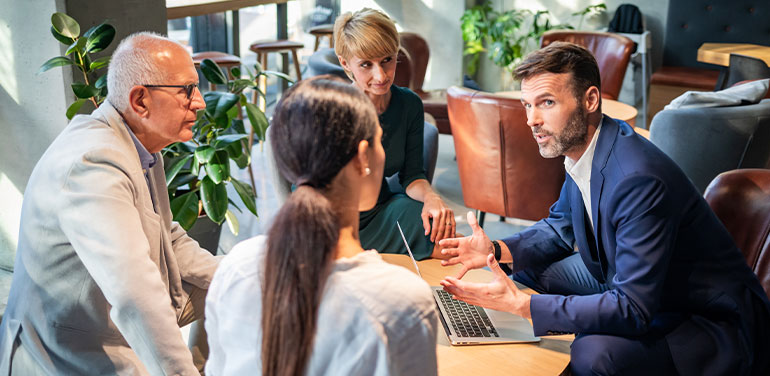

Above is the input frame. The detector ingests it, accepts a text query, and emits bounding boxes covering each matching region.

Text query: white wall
[341,0,465,90]
[0,0,71,263]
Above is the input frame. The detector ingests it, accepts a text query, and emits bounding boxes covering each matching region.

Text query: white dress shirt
[564,121,602,229]
[205,235,439,376]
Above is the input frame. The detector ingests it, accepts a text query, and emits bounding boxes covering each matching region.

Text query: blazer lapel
[570,176,605,281]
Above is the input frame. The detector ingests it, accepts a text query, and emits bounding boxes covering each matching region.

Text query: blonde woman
[334,8,454,260]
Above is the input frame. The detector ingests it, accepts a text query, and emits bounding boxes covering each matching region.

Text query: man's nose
[526,107,541,128]
[190,86,205,110]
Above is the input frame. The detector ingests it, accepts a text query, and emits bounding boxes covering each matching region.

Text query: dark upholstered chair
[649,99,770,193]
[540,30,635,101]
[725,54,770,89]
[265,120,440,204]
[704,169,770,299]
[399,32,451,135]
[651,1,770,92]
[446,86,565,223]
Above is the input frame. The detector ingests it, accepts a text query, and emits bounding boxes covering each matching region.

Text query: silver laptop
[397,221,540,346]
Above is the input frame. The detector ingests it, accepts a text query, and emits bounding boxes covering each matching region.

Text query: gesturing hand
[440,253,531,319]
[438,211,491,279]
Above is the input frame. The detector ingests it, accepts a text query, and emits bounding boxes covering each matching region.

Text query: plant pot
[187,215,222,255]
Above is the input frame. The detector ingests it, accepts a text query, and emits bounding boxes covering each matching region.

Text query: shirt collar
[564,120,602,180]
[123,121,157,171]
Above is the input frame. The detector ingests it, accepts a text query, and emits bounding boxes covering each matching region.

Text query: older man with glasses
[0,32,220,375]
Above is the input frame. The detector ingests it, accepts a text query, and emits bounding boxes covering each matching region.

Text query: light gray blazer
[0,102,220,375]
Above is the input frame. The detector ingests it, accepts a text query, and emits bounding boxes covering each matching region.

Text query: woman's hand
[421,192,455,243]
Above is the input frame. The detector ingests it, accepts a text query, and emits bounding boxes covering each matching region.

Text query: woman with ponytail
[334,8,455,260]
[204,76,439,375]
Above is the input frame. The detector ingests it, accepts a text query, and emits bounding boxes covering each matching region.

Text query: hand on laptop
[440,253,531,319]
[439,211,492,279]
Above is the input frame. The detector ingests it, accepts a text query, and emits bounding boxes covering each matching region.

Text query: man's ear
[128,86,151,118]
[584,86,601,114]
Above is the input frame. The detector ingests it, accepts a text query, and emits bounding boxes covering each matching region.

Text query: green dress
[359,85,434,260]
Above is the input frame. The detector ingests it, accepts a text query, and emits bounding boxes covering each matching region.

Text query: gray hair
[106,32,184,112]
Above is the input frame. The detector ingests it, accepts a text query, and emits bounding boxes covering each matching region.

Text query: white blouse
[205,236,439,376]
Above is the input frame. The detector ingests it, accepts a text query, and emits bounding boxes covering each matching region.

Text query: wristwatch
[491,240,502,262]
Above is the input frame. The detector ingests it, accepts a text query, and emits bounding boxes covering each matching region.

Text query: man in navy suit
[439,42,770,375]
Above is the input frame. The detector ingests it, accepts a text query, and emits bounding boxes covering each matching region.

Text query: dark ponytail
[261,76,378,375]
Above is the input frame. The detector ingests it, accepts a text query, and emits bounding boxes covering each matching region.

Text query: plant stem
[76,51,100,108]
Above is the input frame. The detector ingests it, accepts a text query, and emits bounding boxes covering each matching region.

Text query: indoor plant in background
[461,2,606,76]
[162,59,292,246]
[39,12,115,118]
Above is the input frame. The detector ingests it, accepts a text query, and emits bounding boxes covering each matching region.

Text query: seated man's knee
[569,334,616,376]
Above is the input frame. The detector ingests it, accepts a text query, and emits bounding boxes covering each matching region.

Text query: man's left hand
[440,254,531,319]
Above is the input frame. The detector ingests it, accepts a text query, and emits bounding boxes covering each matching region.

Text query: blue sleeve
[501,180,575,272]
[530,175,678,336]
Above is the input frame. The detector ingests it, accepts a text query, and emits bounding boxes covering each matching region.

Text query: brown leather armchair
[446,86,565,223]
[399,32,451,134]
[704,169,770,298]
[540,30,635,100]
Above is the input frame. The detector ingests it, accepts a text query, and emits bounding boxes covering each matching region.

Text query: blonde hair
[333,8,399,63]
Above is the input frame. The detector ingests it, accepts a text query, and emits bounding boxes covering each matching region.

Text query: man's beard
[534,105,588,158]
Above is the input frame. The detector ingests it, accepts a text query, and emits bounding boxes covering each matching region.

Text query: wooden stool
[191,51,241,91]
[249,40,304,110]
[308,24,334,51]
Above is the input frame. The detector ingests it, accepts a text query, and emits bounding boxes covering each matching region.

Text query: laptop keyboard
[436,290,499,338]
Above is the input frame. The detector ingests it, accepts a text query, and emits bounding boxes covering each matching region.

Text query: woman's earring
[364,167,371,176]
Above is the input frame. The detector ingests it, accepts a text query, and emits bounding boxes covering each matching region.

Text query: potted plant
[461,2,606,75]
[39,12,115,118]
[162,59,292,240]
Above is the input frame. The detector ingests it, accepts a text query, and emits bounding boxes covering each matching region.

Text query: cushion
[664,79,770,110]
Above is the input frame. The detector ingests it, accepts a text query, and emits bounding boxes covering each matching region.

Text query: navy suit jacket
[502,116,770,374]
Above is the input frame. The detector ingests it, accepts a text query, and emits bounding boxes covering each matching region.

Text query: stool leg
[258,53,268,112]
[313,36,320,52]
[291,49,302,81]
[328,35,334,48]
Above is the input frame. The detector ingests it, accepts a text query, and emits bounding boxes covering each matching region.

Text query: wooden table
[697,43,770,67]
[381,254,573,376]
[496,90,638,127]
[166,0,289,19]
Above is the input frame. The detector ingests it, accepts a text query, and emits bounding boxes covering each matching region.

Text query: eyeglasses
[143,84,198,99]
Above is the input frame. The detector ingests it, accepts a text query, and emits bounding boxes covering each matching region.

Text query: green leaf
[165,154,193,185]
[203,91,239,128]
[212,134,248,150]
[170,191,200,230]
[224,209,240,235]
[231,177,257,216]
[38,56,74,74]
[65,36,87,56]
[200,59,227,85]
[168,173,197,191]
[71,83,100,99]
[94,74,108,89]
[231,118,246,135]
[90,56,110,70]
[194,145,216,163]
[262,70,294,83]
[203,150,230,184]
[200,176,227,224]
[230,66,241,78]
[66,98,87,119]
[51,12,80,39]
[51,26,75,45]
[85,23,115,53]
[244,102,269,141]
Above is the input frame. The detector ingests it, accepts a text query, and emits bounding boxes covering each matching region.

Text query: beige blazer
[0,102,220,375]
